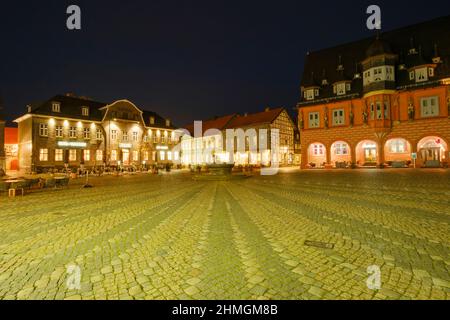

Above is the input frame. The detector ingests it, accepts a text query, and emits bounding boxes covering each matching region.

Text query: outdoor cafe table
[54,176,67,188]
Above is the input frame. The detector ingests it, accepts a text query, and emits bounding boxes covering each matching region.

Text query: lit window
[82,107,89,116]
[133,151,139,161]
[144,151,149,161]
[83,128,90,139]
[336,83,346,95]
[150,116,155,125]
[306,89,315,100]
[39,123,48,137]
[389,139,407,153]
[428,68,434,77]
[55,149,63,162]
[96,150,103,161]
[69,150,77,162]
[415,68,428,82]
[111,130,117,140]
[312,144,324,156]
[133,131,138,142]
[174,151,179,161]
[84,150,91,161]
[69,127,77,138]
[39,149,48,161]
[166,119,171,127]
[376,101,382,119]
[334,143,348,155]
[111,150,117,161]
[332,109,345,125]
[152,151,156,161]
[122,131,128,141]
[52,102,60,113]
[96,129,102,140]
[167,151,172,161]
[56,126,63,138]
[420,96,439,117]
[160,151,165,161]
[308,112,320,128]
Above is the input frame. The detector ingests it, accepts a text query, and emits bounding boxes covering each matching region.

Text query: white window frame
[96,150,103,161]
[82,107,89,116]
[334,143,348,155]
[415,68,428,82]
[336,83,346,95]
[39,148,48,161]
[69,127,77,138]
[332,109,345,126]
[312,144,324,156]
[56,125,63,138]
[52,102,60,113]
[308,112,320,128]
[96,129,102,140]
[69,149,77,162]
[389,139,407,153]
[111,130,117,140]
[122,131,128,141]
[83,127,90,139]
[39,123,48,137]
[420,96,439,117]
[55,149,63,162]
[132,131,138,142]
[306,89,315,101]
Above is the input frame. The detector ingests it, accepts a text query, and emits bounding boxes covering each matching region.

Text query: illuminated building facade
[297,16,450,169]
[14,94,178,172]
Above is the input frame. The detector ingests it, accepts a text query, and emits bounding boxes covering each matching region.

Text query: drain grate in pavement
[304,240,334,250]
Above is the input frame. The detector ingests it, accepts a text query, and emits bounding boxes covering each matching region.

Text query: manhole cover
[304,240,334,250]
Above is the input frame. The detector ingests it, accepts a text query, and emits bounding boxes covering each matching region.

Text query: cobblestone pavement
[0,169,449,300]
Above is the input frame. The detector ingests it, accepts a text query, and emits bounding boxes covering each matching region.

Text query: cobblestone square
[0,169,449,300]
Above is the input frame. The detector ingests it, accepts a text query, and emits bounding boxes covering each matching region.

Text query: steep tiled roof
[184,114,237,136]
[142,110,176,129]
[300,15,450,105]
[226,108,284,129]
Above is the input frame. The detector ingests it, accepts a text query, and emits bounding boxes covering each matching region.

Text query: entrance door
[122,149,130,166]
[364,147,377,163]
[420,147,440,167]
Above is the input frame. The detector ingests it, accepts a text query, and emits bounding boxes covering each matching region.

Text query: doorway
[122,149,130,166]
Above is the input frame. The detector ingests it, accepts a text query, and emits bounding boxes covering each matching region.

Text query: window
[122,131,128,141]
[334,143,348,155]
[111,150,117,161]
[308,112,320,128]
[314,89,319,97]
[306,89,315,100]
[83,128,90,139]
[345,83,351,91]
[428,68,434,77]
[336,83,346,95]
[409,71,415,80]
[55,149,63,162]
[376,101,382,119]
[150,116,155,125]
[370,103,375,120]
[144,151,149,161]
[167,151,172,161]
[160,151,165,161]
[166,119,171,127]
[153,134,158,143]
[174,151,179,161]
[133,131,138,142]
[69,127,77,138]
[132,151,139,161]
[96,150,103,161]
[161,135,166,143]
[332,109,345,125]
[39,149,48,161]
[111,130,117,140]
[312,144,324,156]
[420,96,439,117]
[384,101,390,119]
[82,107,89,116]
[415,68,428,82]
[389,139,407,153]
[39,123,48,137]
[152,151,156,161]
[96,129,102,140]
[56,126,63,138]
[84,150,91,161]
[52,102,60,113]
[69,150,77,161]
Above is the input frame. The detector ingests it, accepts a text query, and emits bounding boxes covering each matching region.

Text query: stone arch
[355,139,378,166]
[307,142,327,168]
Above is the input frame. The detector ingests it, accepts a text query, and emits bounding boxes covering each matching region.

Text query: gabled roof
[226,107,285,129]
[184,114,237,136]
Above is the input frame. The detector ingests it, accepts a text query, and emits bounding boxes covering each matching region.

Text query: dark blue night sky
[1,0,450,126]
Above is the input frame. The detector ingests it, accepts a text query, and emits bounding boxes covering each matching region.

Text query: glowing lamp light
[63,120,69,127]
[48,118,55,126]
[77,122,82,128]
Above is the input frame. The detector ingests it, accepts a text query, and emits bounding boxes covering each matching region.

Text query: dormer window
[305,89,315,100]
[336,83,346,95]
[416,68,428,82]
[166,119,171,127]
[409,71,415,80]
[314,89,319,97]
[82,107,89,116]
[345,83,351,91]
[150,116,155,125]
[428,67,434,77]
[52,102,60,113]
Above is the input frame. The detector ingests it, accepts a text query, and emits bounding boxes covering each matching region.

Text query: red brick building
[297,16,450,169]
